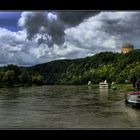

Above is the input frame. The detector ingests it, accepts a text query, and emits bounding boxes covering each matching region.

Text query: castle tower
[121,43,134,54]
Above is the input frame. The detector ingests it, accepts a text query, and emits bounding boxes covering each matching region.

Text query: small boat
[125,91,140,107]
[99,82,108,89]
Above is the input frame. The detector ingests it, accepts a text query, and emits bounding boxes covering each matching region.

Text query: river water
[0,85,140,128]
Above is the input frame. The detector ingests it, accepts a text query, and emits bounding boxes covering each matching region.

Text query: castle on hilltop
[121,43,134,54]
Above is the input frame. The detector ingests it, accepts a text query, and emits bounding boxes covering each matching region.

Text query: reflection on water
[0,85,140,128]
[99,88,108,100]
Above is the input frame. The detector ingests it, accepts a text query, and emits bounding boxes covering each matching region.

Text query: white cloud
[47,12,57,21]
[1,11,140,66]
[0,28,37,66]
[18,12,36,27]
[65,11,140,55]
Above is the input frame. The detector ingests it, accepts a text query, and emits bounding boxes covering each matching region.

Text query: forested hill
[1,50,140,86]
[29,49,140,85]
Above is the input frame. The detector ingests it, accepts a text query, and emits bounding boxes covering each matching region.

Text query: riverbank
[88,84,135,91]
[0,83,44,88]
[115,84,134,91]
[0,83,135,92]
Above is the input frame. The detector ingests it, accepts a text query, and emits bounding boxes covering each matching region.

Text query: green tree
[2,70,15,86]
[19,70,32,85]
[32,75,43,85]
[128,65,140,87]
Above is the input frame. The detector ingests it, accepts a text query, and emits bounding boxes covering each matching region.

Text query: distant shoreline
[0,84,135,92]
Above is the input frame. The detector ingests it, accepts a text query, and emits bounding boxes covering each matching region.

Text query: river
[0,85,140,128]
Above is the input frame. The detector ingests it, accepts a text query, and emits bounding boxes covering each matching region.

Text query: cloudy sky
[0,11,140,66]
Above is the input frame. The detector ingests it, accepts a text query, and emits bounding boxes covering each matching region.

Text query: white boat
[99,82,108,89]
[125,91,140,107]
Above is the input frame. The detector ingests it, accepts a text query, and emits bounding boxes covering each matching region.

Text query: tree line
[1,49,140,87]
[0,64,43,87]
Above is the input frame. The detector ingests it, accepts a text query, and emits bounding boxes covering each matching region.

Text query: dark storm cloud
[36,20,65,47]
[19,12,48,40]
[18,11,100,47]
[100,12,140,37]
[95,12,140,48]
[46,19,65,46]
[56,11,99,27]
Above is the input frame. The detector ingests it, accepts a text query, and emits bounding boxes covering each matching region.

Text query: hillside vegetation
[1,49,140,86]
[30,49,140,85]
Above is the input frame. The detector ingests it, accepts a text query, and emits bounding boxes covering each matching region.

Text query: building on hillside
[121,43,134,54]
